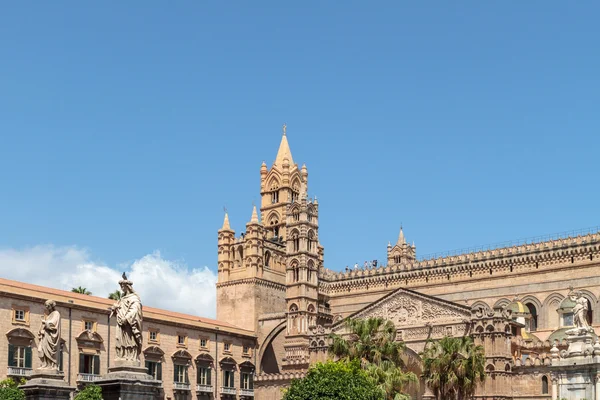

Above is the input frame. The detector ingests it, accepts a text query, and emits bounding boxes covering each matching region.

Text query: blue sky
[0,2,598,315]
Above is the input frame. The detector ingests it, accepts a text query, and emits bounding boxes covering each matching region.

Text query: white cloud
[0,245,217,318]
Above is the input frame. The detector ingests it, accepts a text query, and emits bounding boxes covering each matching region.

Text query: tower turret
[217,212,235,282]
[387,226,417,268]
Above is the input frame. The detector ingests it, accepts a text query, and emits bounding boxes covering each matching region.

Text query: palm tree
[329,317,417,400]
[421,336,486,400]
[71,286,92,295]
[108,290,122,301]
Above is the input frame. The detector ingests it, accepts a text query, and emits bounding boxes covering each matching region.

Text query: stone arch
[258,320,286,374]
[471,301,492,314]
[268,176,280,191]
[521,295,542,331]
[289,303,298,312]
[6,327,35,341]
[307,304,315,313]
[578,289,598,324]
[403,347,424,400]
[542,293,564,330]
[494,298,511,309]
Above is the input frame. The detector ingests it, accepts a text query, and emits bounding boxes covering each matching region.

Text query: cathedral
[216,126,600,400]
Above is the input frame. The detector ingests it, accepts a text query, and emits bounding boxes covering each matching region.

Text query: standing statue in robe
[566,290,592,335]
[37,299,61,370]
[110,273,143,361]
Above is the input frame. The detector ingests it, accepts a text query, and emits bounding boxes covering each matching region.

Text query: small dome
[507,300,531,316]
[558,296,577,312]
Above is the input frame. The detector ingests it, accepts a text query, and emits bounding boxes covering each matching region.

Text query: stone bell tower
[216,125,303,333]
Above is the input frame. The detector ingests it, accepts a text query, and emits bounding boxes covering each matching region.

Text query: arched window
[264,251,271,267]
[526,303,538,331]
[586,298,593,325]
[291,231,300,252]
[237,246,244,265]
[308,231,315,252]
[289,304,298,313]
[542,376,549,394]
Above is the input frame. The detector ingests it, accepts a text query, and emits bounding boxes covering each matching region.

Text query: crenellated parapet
[319,232,600,295]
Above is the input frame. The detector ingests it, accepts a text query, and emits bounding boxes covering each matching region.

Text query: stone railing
[220,386,237,395]
[196,384,212,393]
[240,388,254,397]
[77,373,101,382]
[174,382,191,390]
[255,371,306,383]
[7,367,32,377]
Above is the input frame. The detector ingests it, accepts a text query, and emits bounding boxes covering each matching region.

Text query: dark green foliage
[0,378,25,400]
[74,384,103,400]
[421,336,486,400]
[283,360,384,400]
[72,287,92,295]
[329,317,417,400]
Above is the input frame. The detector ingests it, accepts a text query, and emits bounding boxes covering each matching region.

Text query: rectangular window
[149,331,158,342]
[200,338,207,348]
[14,310,25,321]
[242,372,254,390]
[223,370,235,388]
[8,345,32,368]
[79,354,100,375]
[243,345,250,355]
[224,343,231,352]
[563,313,574,327]
[145,360,162,381]
[174,364,188,383]
[197,367,211,385]
[177,335,186,346]
[84,320,94,331]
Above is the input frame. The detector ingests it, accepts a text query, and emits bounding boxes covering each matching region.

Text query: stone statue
[110,273,143,362]
[566,291,592,335]
[37,299,61,370]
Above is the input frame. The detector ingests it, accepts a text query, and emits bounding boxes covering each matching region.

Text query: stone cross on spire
[282,123,287,136]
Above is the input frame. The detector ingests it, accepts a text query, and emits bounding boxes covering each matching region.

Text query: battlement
[320,231,600,287]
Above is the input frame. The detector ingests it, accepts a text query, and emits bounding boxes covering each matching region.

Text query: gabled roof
[333,286,471,330]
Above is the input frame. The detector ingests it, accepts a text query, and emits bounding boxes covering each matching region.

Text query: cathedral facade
[216,127,600,400]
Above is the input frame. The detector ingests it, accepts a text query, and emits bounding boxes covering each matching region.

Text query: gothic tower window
[264,251,271,268]
[308,231,315,252]
[271,190,279,204]
[291,231,300,252]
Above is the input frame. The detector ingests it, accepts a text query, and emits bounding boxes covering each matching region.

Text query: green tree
[283,360,384,400]
[329,317,417,400]
[108,290,122,301]
[72,287,92,295]
[0,377,25,400]
[74,384,102,400]
[421,336,486,400]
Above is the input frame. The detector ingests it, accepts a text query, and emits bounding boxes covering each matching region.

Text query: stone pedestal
[565,333,595,357]
[20,369,76,400]
[95,360,162,400]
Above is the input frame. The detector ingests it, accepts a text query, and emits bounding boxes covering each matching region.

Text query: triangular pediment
[334,288,470,331]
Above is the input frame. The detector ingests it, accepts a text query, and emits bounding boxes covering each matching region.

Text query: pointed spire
[274,125,294,167]
[250,205,260,224]
[397,226,406,245]
[221,212,231,231]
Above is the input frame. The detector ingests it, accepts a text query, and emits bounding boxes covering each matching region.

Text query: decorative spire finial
[282,123,287,136]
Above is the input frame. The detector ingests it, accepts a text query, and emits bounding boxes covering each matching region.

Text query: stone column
[552,376,558,400]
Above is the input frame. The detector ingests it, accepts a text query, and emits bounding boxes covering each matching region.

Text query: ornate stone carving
[350,289,470,328]
[37,299,61,370]
[110,272,143,362]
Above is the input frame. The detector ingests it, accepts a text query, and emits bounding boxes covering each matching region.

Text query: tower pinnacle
[221,211,232,231]
[250,205,260,224]
[274,125,294,167]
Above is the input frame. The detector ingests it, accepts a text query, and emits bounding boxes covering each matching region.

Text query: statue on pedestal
[37,299,61,370]
[566,291,593,336]
[110,273,143,362]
